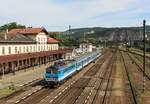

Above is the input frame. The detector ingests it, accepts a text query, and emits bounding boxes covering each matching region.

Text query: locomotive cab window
[46,66,58,74]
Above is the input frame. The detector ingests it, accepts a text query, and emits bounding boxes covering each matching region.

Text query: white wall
[0,44,36,55]
[0,32,59,56]
[0,43,59,56]
[36,32,48,52]
[47,44,58,51]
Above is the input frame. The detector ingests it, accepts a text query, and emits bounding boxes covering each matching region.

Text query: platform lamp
[1,64,5,79]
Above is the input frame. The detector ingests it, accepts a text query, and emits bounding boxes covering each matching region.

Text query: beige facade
[0,32,59,56]
[0,28,66,77]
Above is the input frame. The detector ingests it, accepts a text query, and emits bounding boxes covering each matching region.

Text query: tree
[61,38,79,47]
[48,32,60,40]
[0,22,26,31]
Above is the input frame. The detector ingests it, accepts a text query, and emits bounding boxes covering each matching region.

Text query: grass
[0,85,16,98]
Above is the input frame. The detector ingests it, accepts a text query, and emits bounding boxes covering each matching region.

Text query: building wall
[0,32,59,56]
[0,44,36,55]
[47,44,58,50]
[79,43,93,53]
[36,32,47,52]
[0,43,59,56]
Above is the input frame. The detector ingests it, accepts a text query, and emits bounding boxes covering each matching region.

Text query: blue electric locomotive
[44,51,101,85]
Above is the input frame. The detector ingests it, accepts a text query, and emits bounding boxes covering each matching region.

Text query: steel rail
[120,51,138,104]
[102,54,116,104]
[127,52,150,80]
[91,53,114,104]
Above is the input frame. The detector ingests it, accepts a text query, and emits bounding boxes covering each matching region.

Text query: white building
[79,42,94,53]
[0,28,70,76]
[0,28,59,56]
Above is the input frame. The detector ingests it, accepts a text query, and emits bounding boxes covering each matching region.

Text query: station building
[0,28,71,76]
[76,41,96,53]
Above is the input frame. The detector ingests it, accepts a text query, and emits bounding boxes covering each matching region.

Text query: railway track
[121,51,150,100]
[72,51,115,104]
[0,79,45,104]
[1,50,119,104]
[39,51,112,104]
[128,52,150,79]
[11,51,111,104]
[120,51,138,104]
[127,52,150,80]
[3,49,146,104]
[89,52,115,104]
[120,49,150,80]
[121,50,150,103]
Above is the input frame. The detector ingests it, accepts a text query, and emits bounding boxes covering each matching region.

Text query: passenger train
[44,51,101,86]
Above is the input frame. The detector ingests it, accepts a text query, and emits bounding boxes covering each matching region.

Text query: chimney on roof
[6,29,8,33]
[4,29,8,40]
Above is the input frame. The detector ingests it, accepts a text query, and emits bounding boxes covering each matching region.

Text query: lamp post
[143,20,146,93]
[104,40,107,48]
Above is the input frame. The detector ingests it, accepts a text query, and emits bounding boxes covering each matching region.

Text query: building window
[15,47,17,53]
[19,46,21,53]
[38,46,40,51]
[30,46,32,52]
[34,46,36,52]
[38,38,40,42]
[8,47,11,54]
[40,38,42,43]
[2,47,5,55]
[50,46,52,50]
[26,46,29,52]
[41,46,43,51]
[23,46,25,52]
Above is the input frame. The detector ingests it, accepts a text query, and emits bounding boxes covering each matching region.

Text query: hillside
[63,26,150,42]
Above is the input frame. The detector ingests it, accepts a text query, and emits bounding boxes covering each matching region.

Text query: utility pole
[105,40,107,48]
[84,32,86,41]
[69,25,71,39]
[2,65,4,79]
[143,19,146,93]
[125,29,128,51]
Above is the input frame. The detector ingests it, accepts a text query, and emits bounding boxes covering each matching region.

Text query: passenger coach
[44,51,101,86]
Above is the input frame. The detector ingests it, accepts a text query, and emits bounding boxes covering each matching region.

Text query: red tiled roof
[0,49,72,63]
[8,28,48,35]
[48,37,59,43]
[8,29,22,34]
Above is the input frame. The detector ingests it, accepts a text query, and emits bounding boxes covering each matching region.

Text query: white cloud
[0,0,149,31]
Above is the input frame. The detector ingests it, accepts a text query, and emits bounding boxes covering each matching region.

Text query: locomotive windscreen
[46,66,58,74]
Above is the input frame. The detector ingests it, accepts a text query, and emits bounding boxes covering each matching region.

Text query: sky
[0,0,150,31]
